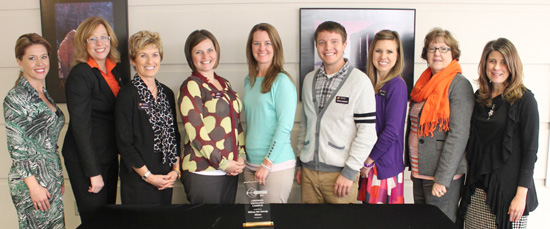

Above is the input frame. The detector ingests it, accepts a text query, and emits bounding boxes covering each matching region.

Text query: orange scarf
[410,59,462,137]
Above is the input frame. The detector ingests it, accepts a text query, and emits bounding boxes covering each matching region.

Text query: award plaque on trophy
[243,182,274,228]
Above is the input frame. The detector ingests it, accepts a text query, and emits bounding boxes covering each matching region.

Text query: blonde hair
[73,17,120,66]
[129,30,163,61]
[366,30,404,92]
[246,23,293,93]
[477,38,525,106]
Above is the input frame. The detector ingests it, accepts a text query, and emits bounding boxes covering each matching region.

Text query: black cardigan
[458,90,539,229]
[115,82,181,183]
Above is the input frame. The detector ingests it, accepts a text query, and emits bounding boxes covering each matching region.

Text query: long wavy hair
[246,23,293,93]
[73,17,120,66]
[366,30,404,92]
[477,38,525,107]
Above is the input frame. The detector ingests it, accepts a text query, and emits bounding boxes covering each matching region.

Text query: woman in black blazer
[115,31,180,204]
[62,17,128,223]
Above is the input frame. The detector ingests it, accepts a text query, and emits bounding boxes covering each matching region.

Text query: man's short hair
[314,21,347,43]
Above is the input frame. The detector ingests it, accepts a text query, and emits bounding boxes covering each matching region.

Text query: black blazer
[62,62,129,177]
[115,82,181,176]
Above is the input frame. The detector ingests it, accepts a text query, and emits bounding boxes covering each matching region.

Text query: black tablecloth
[80,203,457,229]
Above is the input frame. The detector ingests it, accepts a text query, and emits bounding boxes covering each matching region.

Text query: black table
[80,203,458,229]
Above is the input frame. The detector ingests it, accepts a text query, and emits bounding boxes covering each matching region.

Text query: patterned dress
[4,77,65,229]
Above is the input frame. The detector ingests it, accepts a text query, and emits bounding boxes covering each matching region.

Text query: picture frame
[300,8,416,99]
[40,0,129,103]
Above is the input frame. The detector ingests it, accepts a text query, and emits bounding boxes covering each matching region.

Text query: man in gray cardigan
[296,21,377,203]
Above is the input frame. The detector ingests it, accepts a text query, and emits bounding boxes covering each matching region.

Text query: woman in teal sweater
[243,23,297,203]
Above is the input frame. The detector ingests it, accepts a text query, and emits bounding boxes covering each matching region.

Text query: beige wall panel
[0,10,41,68]
[0,182,18,228]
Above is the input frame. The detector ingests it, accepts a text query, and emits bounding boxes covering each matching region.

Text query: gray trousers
[412,176,464,222]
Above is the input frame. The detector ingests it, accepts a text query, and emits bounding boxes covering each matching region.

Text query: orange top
[87,57,120,97]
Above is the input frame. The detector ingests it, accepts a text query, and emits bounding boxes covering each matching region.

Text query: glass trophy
[243,181,274,228]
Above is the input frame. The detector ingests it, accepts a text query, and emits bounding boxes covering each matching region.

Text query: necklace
[487,104,496,120]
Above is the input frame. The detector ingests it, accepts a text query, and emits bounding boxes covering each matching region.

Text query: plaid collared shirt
[315,59,350,111]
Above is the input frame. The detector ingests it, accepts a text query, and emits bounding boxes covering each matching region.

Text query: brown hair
[129,30,163,61]
[366,30,404,92]
[421,27,461,61]
[477,38,525,106]
[14,33,52,84]
[314,21,347,43]
[73,17,120,66]
[246,23,294,93]
[184,30,220,72]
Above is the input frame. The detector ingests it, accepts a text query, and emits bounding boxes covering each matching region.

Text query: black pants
[120,164,173,205]
[64,160,118,223]
[182,171,238,204]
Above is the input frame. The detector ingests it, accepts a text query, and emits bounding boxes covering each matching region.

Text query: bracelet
[142,171,151,181]
[364,162,375,168]
[172,168,181,179]
[261,163,272,171]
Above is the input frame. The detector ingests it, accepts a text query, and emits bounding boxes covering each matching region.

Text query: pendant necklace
[487,104,496,120]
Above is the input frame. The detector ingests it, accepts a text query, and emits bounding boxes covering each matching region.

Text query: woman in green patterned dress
[4,33,65,228]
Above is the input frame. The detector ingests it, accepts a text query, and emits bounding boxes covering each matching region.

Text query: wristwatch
[142,171,151,181]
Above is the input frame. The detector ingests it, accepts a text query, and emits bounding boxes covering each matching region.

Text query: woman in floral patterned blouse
[4,33,65,228]
[179,30,246,204]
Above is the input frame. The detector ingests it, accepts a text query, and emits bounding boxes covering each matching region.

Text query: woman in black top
[63,17,127,223]
[115,30,180,204]
[458,38,538,229]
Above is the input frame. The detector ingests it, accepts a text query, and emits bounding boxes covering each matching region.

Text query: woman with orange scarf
[405,28,474,222]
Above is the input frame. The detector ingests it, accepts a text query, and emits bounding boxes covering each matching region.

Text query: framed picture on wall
[40,0,129,103]
[300,8,416,99]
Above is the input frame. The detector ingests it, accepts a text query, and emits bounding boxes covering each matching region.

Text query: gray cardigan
[298,66,377,180]
[405,73,474,187]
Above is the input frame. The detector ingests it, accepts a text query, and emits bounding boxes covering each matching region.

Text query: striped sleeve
[354,112,376,123]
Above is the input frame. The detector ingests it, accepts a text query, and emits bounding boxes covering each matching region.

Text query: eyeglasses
[87,36,111,44]
[428,47,451,53]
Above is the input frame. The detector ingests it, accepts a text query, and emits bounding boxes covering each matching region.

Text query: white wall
[1,0,549,228]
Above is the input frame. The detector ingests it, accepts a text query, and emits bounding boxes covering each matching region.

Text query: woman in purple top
[358,30,407,204]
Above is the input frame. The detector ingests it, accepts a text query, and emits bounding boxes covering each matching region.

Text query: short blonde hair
[73,17,120,66]
[129,30,163,61]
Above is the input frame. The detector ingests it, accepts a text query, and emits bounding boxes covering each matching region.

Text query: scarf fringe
[411,60,461,137]
[418,117,450,137]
